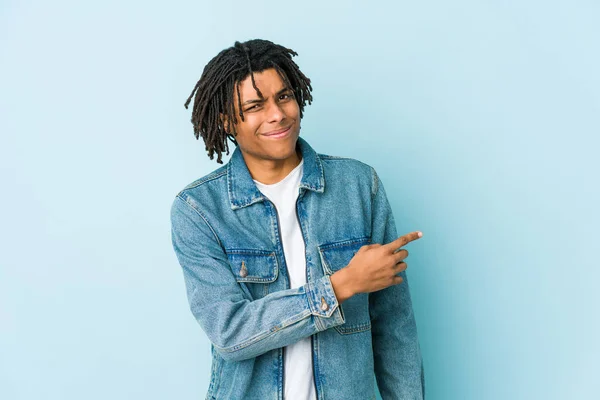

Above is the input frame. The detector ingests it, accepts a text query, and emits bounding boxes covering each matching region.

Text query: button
[239,261,248,278]
[320,297,329,311]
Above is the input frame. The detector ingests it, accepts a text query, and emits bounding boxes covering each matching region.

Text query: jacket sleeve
[170,194,345,362]
[368,168,425,399]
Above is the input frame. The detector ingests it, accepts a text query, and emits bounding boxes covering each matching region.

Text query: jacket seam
[216,309,312,355]
[179,169,227,193]
[334,322,371,335]
[175,195,223,249]
[370,166,379,201]
[176,195,314,356]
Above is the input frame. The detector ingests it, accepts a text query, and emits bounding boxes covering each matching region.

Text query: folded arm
[170,195,345,362]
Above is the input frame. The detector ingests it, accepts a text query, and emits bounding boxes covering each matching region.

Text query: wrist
[330,268,356,304]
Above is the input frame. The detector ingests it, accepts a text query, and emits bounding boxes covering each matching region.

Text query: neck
[244,145,302,185]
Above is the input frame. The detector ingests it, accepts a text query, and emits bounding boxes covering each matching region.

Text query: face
[221,68,301,167]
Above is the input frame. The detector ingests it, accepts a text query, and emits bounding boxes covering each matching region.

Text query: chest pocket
[318,236,372,335]
[225,249,279,300]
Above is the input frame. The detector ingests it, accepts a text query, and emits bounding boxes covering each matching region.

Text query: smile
[262,125,292,139]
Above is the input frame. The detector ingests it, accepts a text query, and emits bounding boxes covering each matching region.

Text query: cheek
[285,102,300,118]
[239,117,262,136]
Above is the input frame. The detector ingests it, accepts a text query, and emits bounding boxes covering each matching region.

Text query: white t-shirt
[253,157,316,400]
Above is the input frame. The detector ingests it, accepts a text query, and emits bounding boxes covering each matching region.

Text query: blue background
[1,0,598,399]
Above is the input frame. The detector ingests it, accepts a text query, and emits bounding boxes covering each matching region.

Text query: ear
[219,113,230,133]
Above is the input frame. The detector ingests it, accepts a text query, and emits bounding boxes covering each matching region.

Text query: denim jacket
[170,136,425,399]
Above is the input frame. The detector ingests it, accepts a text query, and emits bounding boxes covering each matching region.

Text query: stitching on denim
[306,277,337,319]
[305,280,318,317]
[206,347,221,398]
[334,321,372,335]
[318,237,371,277]
[180,169,227,193]
[371,166,378,201]
[175,195,223,249]
[225,249,276,255]
[318,155,351,160]
[228,163,273,209]
[318,236,371,251]
[226,161,233,207]
[317,242,374,334]
[318,154,374,172]
[235,276,277,283]
[216,309,312,354]
[312,328,322,394]
[225,251,278,283]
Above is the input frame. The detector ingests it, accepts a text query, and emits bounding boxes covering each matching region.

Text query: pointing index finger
[384,231,423,252]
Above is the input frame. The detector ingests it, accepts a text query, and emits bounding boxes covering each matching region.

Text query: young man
[170,39,425,400]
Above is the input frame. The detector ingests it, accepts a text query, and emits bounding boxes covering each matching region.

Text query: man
[170,39,425,400]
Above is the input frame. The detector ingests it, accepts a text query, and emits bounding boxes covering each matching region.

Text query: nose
[265,99,285,123]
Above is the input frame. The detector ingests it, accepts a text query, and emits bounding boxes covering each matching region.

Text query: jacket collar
[227,136,325,210]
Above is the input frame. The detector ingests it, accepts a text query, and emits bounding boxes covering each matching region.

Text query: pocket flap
[226,250,279,283]
[318,237,371,275]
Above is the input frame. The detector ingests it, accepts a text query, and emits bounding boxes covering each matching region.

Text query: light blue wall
[1,1,598,399]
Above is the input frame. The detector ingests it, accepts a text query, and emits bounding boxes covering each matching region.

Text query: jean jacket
[170,136,425,399]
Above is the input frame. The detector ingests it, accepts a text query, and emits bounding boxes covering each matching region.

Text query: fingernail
[418,231,423,237]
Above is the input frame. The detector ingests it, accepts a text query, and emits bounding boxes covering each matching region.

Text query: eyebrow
[242,87,292,106]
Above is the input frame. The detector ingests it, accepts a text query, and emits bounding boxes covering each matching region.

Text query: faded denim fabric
[170,136,425,400]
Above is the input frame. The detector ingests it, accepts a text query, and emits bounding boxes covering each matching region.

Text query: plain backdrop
[1,1,598,399]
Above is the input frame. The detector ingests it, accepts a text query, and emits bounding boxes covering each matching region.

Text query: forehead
[235,68,287,101]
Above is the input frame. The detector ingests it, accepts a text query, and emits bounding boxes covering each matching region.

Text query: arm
[369,168,425,399]
[170,195,345,362]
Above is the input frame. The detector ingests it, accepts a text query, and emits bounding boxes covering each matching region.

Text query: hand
[331,231,423,302]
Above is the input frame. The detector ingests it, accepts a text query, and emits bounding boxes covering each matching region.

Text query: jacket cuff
[306,275,345,331]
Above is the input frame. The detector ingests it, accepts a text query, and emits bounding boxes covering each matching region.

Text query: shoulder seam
[318,154,373,169]
[174,195,223,249]
[318,154,351,160]
[371,166,379,201]
[177,169,228,196]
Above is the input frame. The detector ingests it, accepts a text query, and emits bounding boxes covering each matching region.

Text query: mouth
[261,125,292,139]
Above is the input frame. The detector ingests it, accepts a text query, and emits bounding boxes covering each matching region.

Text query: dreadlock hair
[183,39,314,164]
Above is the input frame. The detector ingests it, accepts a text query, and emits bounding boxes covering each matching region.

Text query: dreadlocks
[183,39,314,164]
